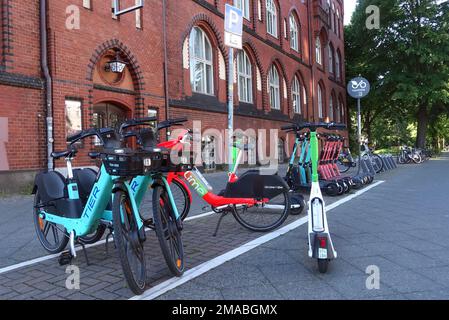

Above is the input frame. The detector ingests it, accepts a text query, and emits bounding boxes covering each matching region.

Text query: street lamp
[105,52,127,74]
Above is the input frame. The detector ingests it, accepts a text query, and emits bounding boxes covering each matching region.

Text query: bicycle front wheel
[232,189,291,232]
[152,184,185,277]
[112,190,146,295]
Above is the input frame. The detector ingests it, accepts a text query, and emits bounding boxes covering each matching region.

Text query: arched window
[289,14,299,51]
[329,94,335,121]
[266,0,278,37]
[317,83,324,119]
[315,37,322,65]
[235,0,251,20]
[340,100,345,123]
[292,76,302,114]
[336,50,341,81]
[336,9,341,38]
[278,138,285,163]
[328,44,334,74]
[237,50,253,103]
[189,27,214,95]
[268,65,280,110]
[336,99,341,123]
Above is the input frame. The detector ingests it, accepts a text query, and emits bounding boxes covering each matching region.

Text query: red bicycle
[127,118,296,234]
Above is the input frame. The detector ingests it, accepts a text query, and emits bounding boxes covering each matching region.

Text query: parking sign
[224,4,243,49]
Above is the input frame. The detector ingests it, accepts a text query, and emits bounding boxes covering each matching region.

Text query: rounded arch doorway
[93,102,129,129]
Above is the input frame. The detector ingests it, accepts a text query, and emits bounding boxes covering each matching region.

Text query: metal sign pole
[357,98,362,175]
[347,77,370,176]
[228,48,234,172]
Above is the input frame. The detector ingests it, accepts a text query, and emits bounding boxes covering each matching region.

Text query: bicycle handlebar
[157,117,188,131]
[282,122,346,132]
[119,117,158,133]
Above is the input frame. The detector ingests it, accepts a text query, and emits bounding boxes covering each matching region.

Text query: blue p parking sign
[224,4,243,49]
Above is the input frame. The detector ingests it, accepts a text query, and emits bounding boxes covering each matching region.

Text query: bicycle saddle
[51,150,72,160]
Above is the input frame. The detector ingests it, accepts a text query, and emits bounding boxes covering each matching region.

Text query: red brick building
[0,0,347,191]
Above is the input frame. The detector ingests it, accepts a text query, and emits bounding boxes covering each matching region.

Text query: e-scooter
[282,122,345,273]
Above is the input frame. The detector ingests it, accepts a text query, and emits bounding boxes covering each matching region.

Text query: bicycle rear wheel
[33,190,69,254]
[232,189,291,232]
[112,190,146,295]
[152,184,185,277]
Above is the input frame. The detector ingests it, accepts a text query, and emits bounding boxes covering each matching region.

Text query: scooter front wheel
[318,259,329,274]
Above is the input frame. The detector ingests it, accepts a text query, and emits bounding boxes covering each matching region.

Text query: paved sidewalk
[1,156,445,300]
[154,154,449,300]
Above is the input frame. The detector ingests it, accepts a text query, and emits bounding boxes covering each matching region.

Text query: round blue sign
[347,77,371,99]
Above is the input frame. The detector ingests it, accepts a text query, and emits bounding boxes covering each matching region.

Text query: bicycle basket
[101,149,164,177]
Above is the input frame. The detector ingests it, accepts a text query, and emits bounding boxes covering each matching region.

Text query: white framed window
[266,0,278,38]
[268,65,280,110]
[328,45,334,74]
[336,51,341,80]
[278,138,285,163]
[65,100,82,138]
[336,100,341,123]
[315,37,322,65]
[289,14,299,51]
[190,27,214,95]
[292,76,302,114]
[329,95,334,121]
[235,0,251,20]
[317,84,324,119]
[337,9,341,38]
[237,51,253,103]
[340,101,345,123]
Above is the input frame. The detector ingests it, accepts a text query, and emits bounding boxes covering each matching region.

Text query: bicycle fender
[112,182,127,194]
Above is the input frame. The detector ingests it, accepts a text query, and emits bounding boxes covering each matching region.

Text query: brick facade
[0,0,347,188]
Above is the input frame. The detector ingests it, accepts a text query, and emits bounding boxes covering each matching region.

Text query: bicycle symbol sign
[347,77,371,98]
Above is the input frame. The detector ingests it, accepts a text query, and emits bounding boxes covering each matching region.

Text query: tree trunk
[416,106,428,149]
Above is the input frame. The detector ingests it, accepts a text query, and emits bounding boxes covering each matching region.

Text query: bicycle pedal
[58,251,74,266]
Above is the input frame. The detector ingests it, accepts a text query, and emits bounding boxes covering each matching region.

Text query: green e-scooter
[282,122,346,273]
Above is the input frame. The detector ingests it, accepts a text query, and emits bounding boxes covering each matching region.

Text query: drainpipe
[307,0,315,122]
[162,0,170,137]
[40,0,54,171]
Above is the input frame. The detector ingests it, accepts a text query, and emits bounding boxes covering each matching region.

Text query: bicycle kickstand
[77,241,91,266]
[213,210,229,237]
[105,227,114,255]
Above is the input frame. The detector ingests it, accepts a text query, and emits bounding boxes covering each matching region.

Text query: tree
[345,0,449,149]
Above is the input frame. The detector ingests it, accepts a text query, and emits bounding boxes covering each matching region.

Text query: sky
[344,0,358,26]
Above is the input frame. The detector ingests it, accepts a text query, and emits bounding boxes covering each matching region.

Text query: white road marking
[131,181,385,300]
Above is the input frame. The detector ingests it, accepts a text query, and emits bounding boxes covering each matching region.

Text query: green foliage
[345,0,449,150]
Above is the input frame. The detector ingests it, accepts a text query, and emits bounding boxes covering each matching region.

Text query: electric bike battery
[224,170,289,199]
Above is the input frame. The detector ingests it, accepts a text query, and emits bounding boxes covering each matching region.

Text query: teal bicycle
[32,117,186,294]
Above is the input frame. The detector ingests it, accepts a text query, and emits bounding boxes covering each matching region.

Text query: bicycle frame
[167,144,268,209]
